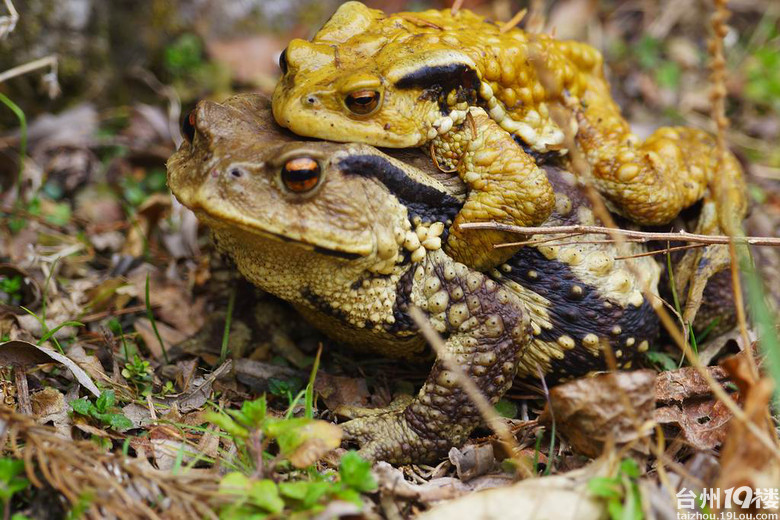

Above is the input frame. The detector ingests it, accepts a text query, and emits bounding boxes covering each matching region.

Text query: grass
[0,91,27,203]
[587,458,643,520]
[206,389,376,518]
[219,286,237,365]
[739,246,780,407]
[145,273,169,364]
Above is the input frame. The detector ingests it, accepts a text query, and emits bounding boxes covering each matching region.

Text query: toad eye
[345,90,380,115]
[279,48,288,74]
[281,157,321,193]
[181,109,196,142]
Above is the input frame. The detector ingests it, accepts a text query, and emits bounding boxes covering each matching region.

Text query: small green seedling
[121,355,153,395]
[70,390,133,431]
[0,275,23,306]
[217,450,377,518]
[587,458,644,520]
[0,458,30,516]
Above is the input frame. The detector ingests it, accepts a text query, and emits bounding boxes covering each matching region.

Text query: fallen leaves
[655,365,733,450]
[539,370,655,458]
[417,464,607,520]
[0,340,100,397]
[716,353,780,514]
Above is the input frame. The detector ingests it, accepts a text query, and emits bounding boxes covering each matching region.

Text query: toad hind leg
[575,89,747,230]
[574,92,746,317]
[432,108,556,272]
[340,256,530,463]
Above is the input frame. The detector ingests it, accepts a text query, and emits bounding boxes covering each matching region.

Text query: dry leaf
[654,365,733,450]
[539,370,655,458]
[417,471,605,520]
[716,354,780,514]
[0,340,100,397]
[287,421,343,469]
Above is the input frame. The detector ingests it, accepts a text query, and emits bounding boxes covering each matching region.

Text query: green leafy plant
[268,377,305,403]
[494,398,518,419]
[631,35,682,90]
[0,458,30,517]
[164,33,204,77]
[70,390,133,431]
[743,30,780,112]
[121,355,153,396]
[119,168,168,207]
[159,380,176,397]
[0,275,23,306]
[217,451,376,518]
[588,458,644,520]
[207,395,342,472]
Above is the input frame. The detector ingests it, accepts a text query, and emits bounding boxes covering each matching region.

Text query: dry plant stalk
[709,0,758,379]
[0,0,19,39]
[458,223,780,248]
[0,406,223,519]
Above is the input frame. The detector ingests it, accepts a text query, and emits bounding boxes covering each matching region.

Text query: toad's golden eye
[281,157,322,193]
[345,90,380,115]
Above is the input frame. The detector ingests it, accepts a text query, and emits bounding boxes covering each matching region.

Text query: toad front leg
[431,108,555,272]
[341,254,530,463]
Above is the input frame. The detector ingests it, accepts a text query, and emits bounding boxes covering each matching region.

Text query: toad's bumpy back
[272,1,746,231]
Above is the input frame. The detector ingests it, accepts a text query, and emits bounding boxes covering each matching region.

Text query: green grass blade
[0,92,27,203]
[219,286,236,365]
[145,273,169,364]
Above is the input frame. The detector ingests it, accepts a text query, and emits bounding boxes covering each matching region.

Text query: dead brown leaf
[0,340,100,397]
[716,353,780,514]
[286,420,343,469]
[448,444,497,482]
[539,370,655,458]
[654,365,734,450]
[130,271,206,337]
[134,317,188,361]
[315,373,370,411]
[416,466,606,520]
[31,386,70,435]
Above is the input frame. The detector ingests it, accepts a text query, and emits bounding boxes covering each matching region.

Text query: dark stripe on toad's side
[337,155,462,225]
[501,247,659,381]
[395,63,480,92]
[396,63,479,116]
[386,262,418,334]
[300,287,347,322]
[313,246,363,261]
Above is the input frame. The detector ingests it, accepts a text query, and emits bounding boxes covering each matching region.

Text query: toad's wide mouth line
[195,207,366,261]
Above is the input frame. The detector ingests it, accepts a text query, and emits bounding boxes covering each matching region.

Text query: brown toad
[167,94,661,463]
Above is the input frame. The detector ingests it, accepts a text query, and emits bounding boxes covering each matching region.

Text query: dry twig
[1,406,223,519]
[457,223,780,248]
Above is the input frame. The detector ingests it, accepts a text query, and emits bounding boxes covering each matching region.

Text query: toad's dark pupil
[282,158,321,193]
[346,90,379,114]
[279,49,288,74]
[182,110,196,142]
